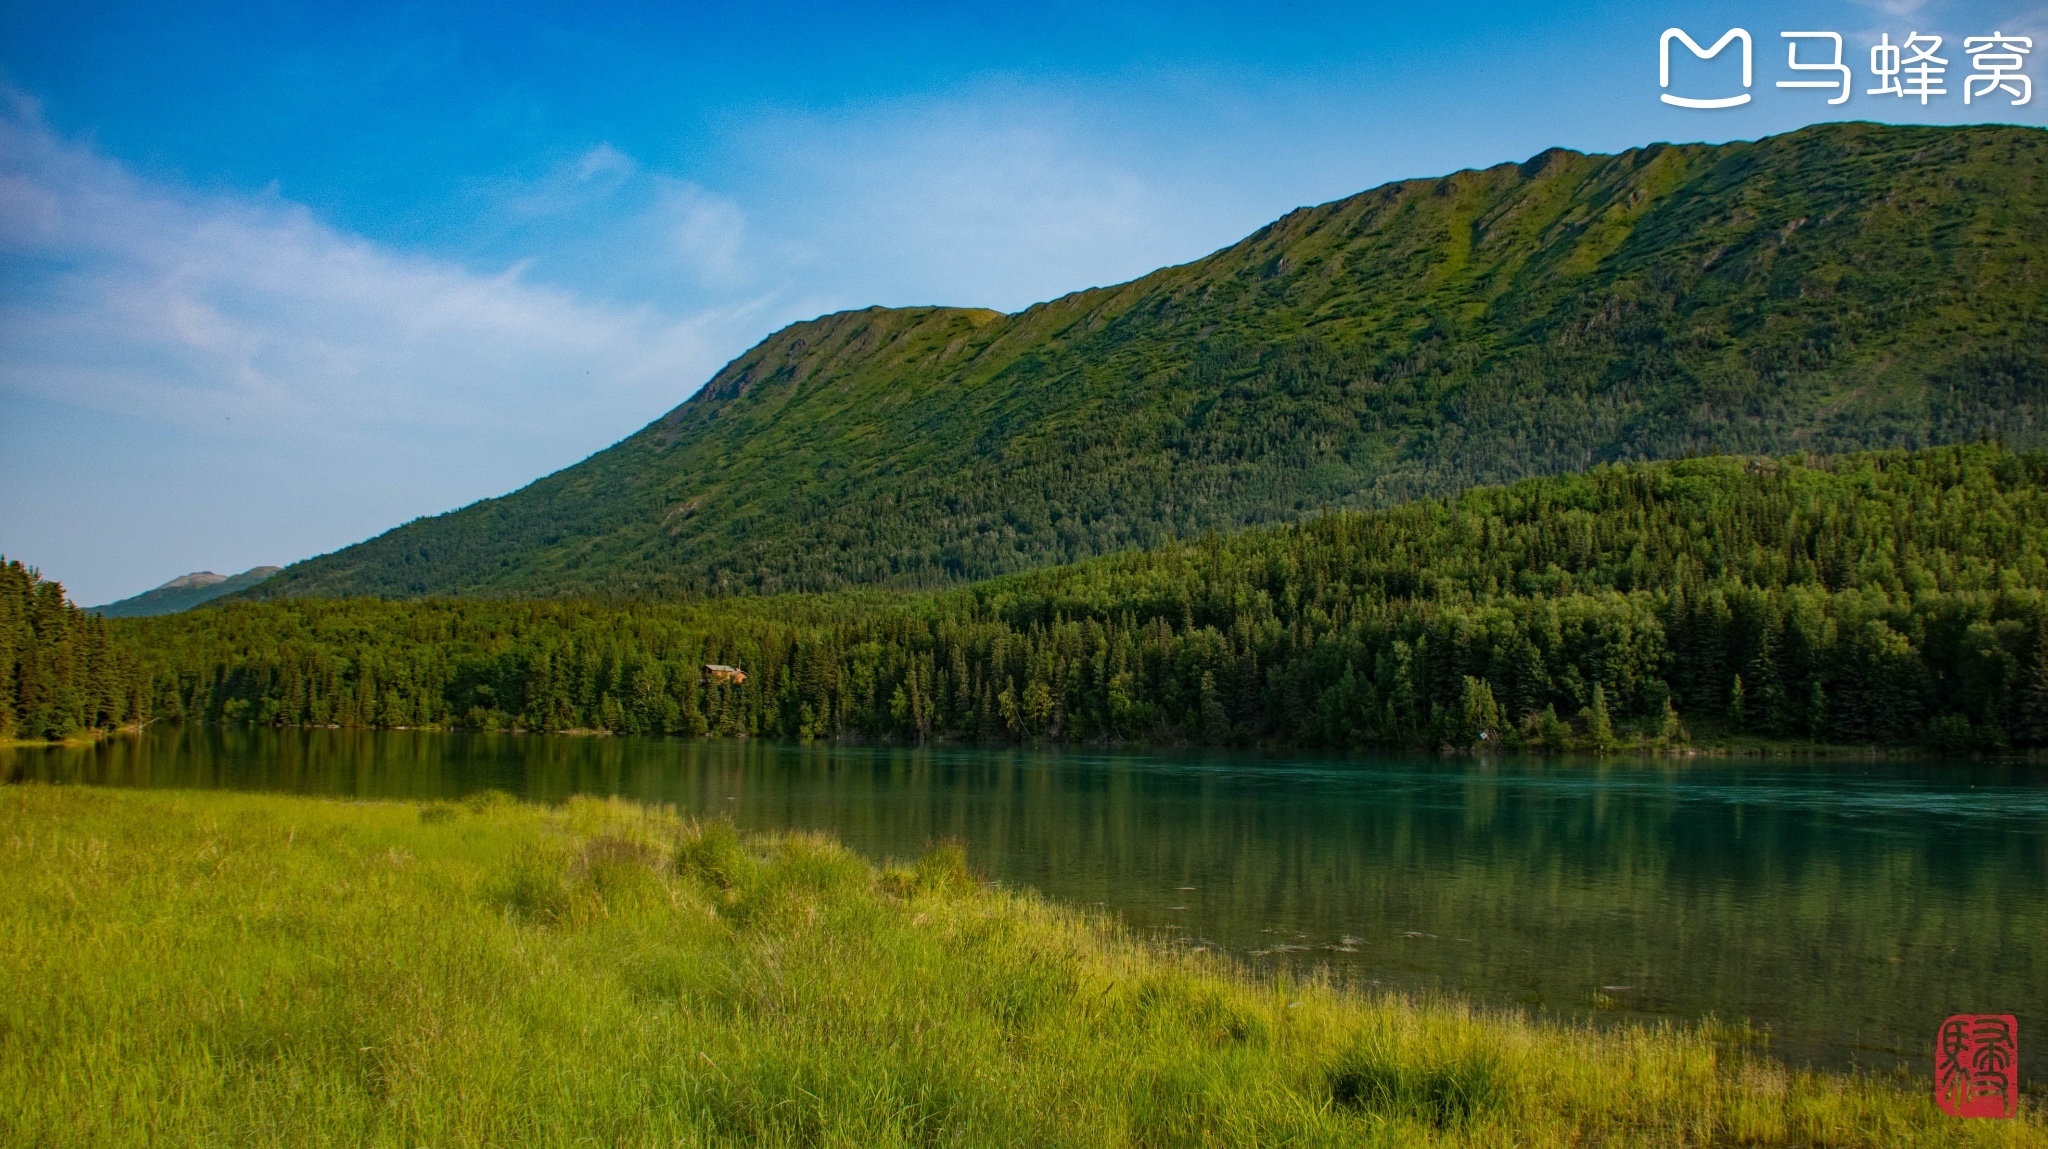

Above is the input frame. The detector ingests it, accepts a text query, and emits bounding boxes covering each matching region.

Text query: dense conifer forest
[49,445,2048,753]
[0,561,139,741]
[251,122,2048,601]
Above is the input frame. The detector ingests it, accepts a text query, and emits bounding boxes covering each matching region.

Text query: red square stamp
[1935,1014,2019,1118]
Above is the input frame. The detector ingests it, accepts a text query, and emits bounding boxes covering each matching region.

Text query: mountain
[250,121,2048,602]
[93,567,282,618]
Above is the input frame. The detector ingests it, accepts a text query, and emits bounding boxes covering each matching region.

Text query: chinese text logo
[1662,28,2031,107]
[1935,1014,2019,1119]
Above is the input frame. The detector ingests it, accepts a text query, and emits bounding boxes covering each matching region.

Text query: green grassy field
[2,785,2039,1147]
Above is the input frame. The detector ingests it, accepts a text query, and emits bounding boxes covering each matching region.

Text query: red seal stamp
[1935,1014,2018,1118]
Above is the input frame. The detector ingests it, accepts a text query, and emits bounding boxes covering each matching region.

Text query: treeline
[0,560,139,741]
[90,446,2048,753]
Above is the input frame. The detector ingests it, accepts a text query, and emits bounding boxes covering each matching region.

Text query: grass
[1,785,2040,1147]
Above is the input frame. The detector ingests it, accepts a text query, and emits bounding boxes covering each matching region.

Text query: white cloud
[656,179,752,285]
[0,99,760,447]
[502,142,640,220]
[0,93,791,602]
[2002,5,2048,42]
[735,91,1229,310]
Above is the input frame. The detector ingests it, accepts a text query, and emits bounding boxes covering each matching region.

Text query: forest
[0,560,139,742]
[20,444,2047,754]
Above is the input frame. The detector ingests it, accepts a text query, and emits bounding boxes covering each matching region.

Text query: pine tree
[1658,698,1684,745]
[1536,705,1570,752]
[1581,683,1616,752]
[1453,676,1501,748]
[1199,671,1230,743]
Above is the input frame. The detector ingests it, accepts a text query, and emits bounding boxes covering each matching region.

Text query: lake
[7,726,2043,1078]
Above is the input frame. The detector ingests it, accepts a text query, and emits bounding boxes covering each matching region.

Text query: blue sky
[3,0,2045,604]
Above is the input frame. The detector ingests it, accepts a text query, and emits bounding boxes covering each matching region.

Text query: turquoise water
[8,726,2044,1078]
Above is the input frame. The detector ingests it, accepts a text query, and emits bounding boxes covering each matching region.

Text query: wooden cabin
[702,663,747,685]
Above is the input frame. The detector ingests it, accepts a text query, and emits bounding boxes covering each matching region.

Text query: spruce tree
[1582,683,1616,752]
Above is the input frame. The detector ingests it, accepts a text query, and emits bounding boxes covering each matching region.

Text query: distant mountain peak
[94,566,283,618]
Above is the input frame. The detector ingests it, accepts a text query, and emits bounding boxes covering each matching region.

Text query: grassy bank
[1,786,2038,1147]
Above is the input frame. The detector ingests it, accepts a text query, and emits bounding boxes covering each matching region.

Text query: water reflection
[7,727,2043,1077]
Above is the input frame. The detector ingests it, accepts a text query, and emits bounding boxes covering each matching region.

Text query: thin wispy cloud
[656,180,754,287]
[0,97,754,444]
[0,94,784,601]
[502,142,640,220]
[738,90,1230,309]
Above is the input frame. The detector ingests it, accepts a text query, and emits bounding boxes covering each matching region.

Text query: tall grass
[1,784,2037,1147]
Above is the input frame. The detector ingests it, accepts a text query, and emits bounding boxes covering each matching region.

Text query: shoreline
[15,720,2047,766]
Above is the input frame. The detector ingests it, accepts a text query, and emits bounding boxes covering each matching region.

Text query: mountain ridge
[95,566,282,618]
[249,120,2048,602]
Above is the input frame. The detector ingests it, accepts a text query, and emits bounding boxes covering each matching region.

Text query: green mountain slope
[254,121,2048,601]
[92,567,282,618]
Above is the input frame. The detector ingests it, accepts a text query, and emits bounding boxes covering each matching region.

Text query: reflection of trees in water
[9,729,2042,1076]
